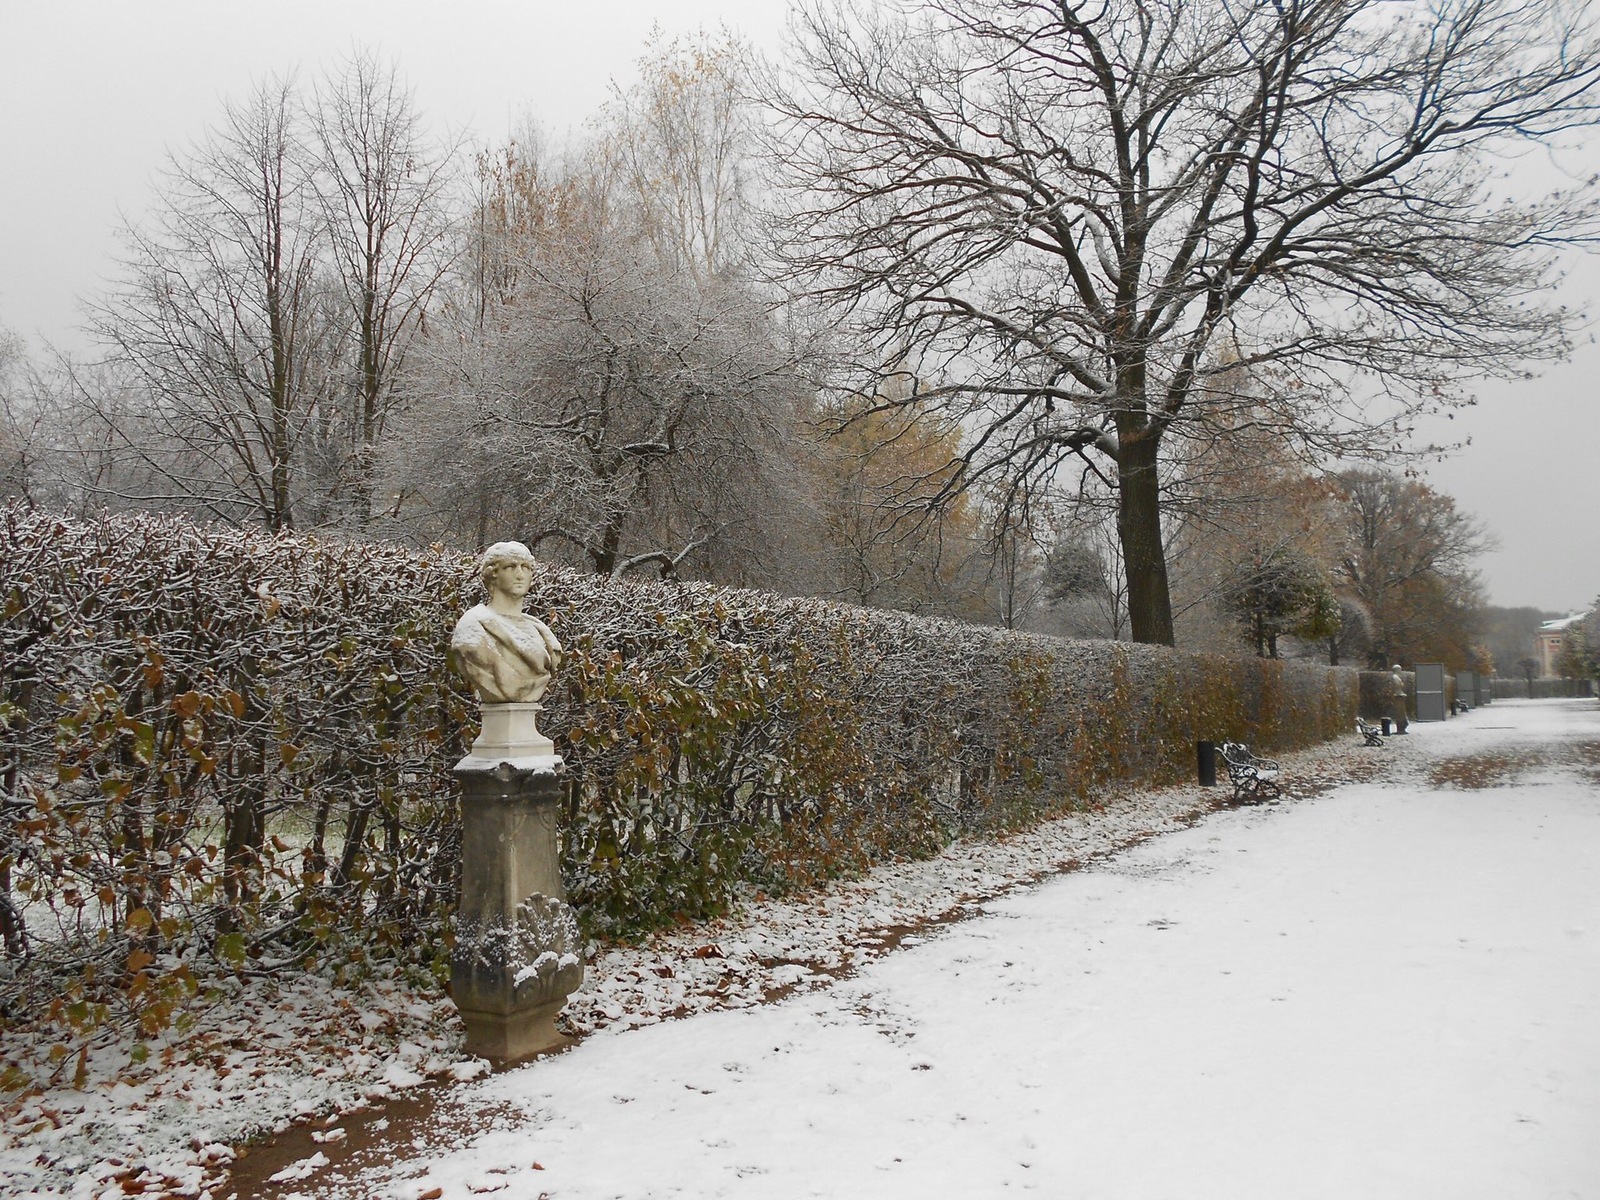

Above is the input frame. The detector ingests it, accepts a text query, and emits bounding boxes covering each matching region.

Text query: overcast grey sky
[1,0,1595,613]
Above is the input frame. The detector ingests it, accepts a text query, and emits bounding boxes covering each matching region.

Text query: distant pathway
[274,700,1600,1200]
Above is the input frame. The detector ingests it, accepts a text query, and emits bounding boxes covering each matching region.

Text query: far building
[1535,612,1589,677]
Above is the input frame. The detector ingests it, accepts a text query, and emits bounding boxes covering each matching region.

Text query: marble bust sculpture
[449,541,564,705]
[447,541,578,1059]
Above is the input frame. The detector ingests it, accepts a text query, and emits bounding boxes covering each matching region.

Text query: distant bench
[1356,717,1384,747]
[1217,742,1281,803]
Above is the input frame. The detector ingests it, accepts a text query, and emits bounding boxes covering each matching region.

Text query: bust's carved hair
[478,541,535,594]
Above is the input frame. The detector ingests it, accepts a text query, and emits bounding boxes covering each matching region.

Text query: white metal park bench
[1217,742,1282,803]
[1355,717,1385,747]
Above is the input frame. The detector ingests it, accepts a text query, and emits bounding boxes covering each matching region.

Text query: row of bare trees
[64,54,456,533]
[4,1,1595,655]
[4,42,794,577]
[0,32,1070,624]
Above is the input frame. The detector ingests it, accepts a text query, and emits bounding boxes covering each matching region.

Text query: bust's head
[479,541,536,599]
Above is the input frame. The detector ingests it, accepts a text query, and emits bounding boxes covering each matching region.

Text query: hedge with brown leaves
[0,506,1355,1064]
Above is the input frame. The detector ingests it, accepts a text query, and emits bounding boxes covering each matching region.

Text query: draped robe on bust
[449,605,564,704]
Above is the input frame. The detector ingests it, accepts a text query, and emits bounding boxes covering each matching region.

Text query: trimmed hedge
[0,507,1356,1044]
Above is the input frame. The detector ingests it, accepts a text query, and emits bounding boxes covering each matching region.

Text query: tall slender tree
[90,75,334,531]
[310,50,457,524]
[605,29,756,286]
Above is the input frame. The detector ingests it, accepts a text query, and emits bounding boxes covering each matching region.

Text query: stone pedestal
[461,701,556,767]
[451,737,583,1061]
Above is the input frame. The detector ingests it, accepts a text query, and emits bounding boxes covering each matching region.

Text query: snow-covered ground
[242,699,1600,1200]
[5,699,1597,1198]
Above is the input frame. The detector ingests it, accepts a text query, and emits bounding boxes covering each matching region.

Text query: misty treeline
[6,0,1597,667]
[0,41,1043,631]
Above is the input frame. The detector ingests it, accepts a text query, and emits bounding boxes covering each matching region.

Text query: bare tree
[980,491,1048,631]
[795,372,977,612]
[383,35,824,581]
[89,75,338,531]
[309,50,458,524]
[1043,509,1129,640]
[1334,468,1492,668]
[398,133,803,579]
[768,0,1600,645]
[0,327,41,504]
[605,29,757,285]
[1156,387,1349,656]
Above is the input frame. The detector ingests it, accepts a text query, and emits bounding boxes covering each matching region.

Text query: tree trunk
[1115,433,1175,646]
[0,675,32,959]
[222,784,265,922]
[222,674,269,925]
[355,283,380,525]
[593,514,623,577]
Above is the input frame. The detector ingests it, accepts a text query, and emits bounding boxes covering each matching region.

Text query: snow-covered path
[283,700,1600,1200]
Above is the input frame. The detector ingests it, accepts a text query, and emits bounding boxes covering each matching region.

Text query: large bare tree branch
[767,0,1600,643]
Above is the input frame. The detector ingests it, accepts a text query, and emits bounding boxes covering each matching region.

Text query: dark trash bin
[1197,740,1217,787]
